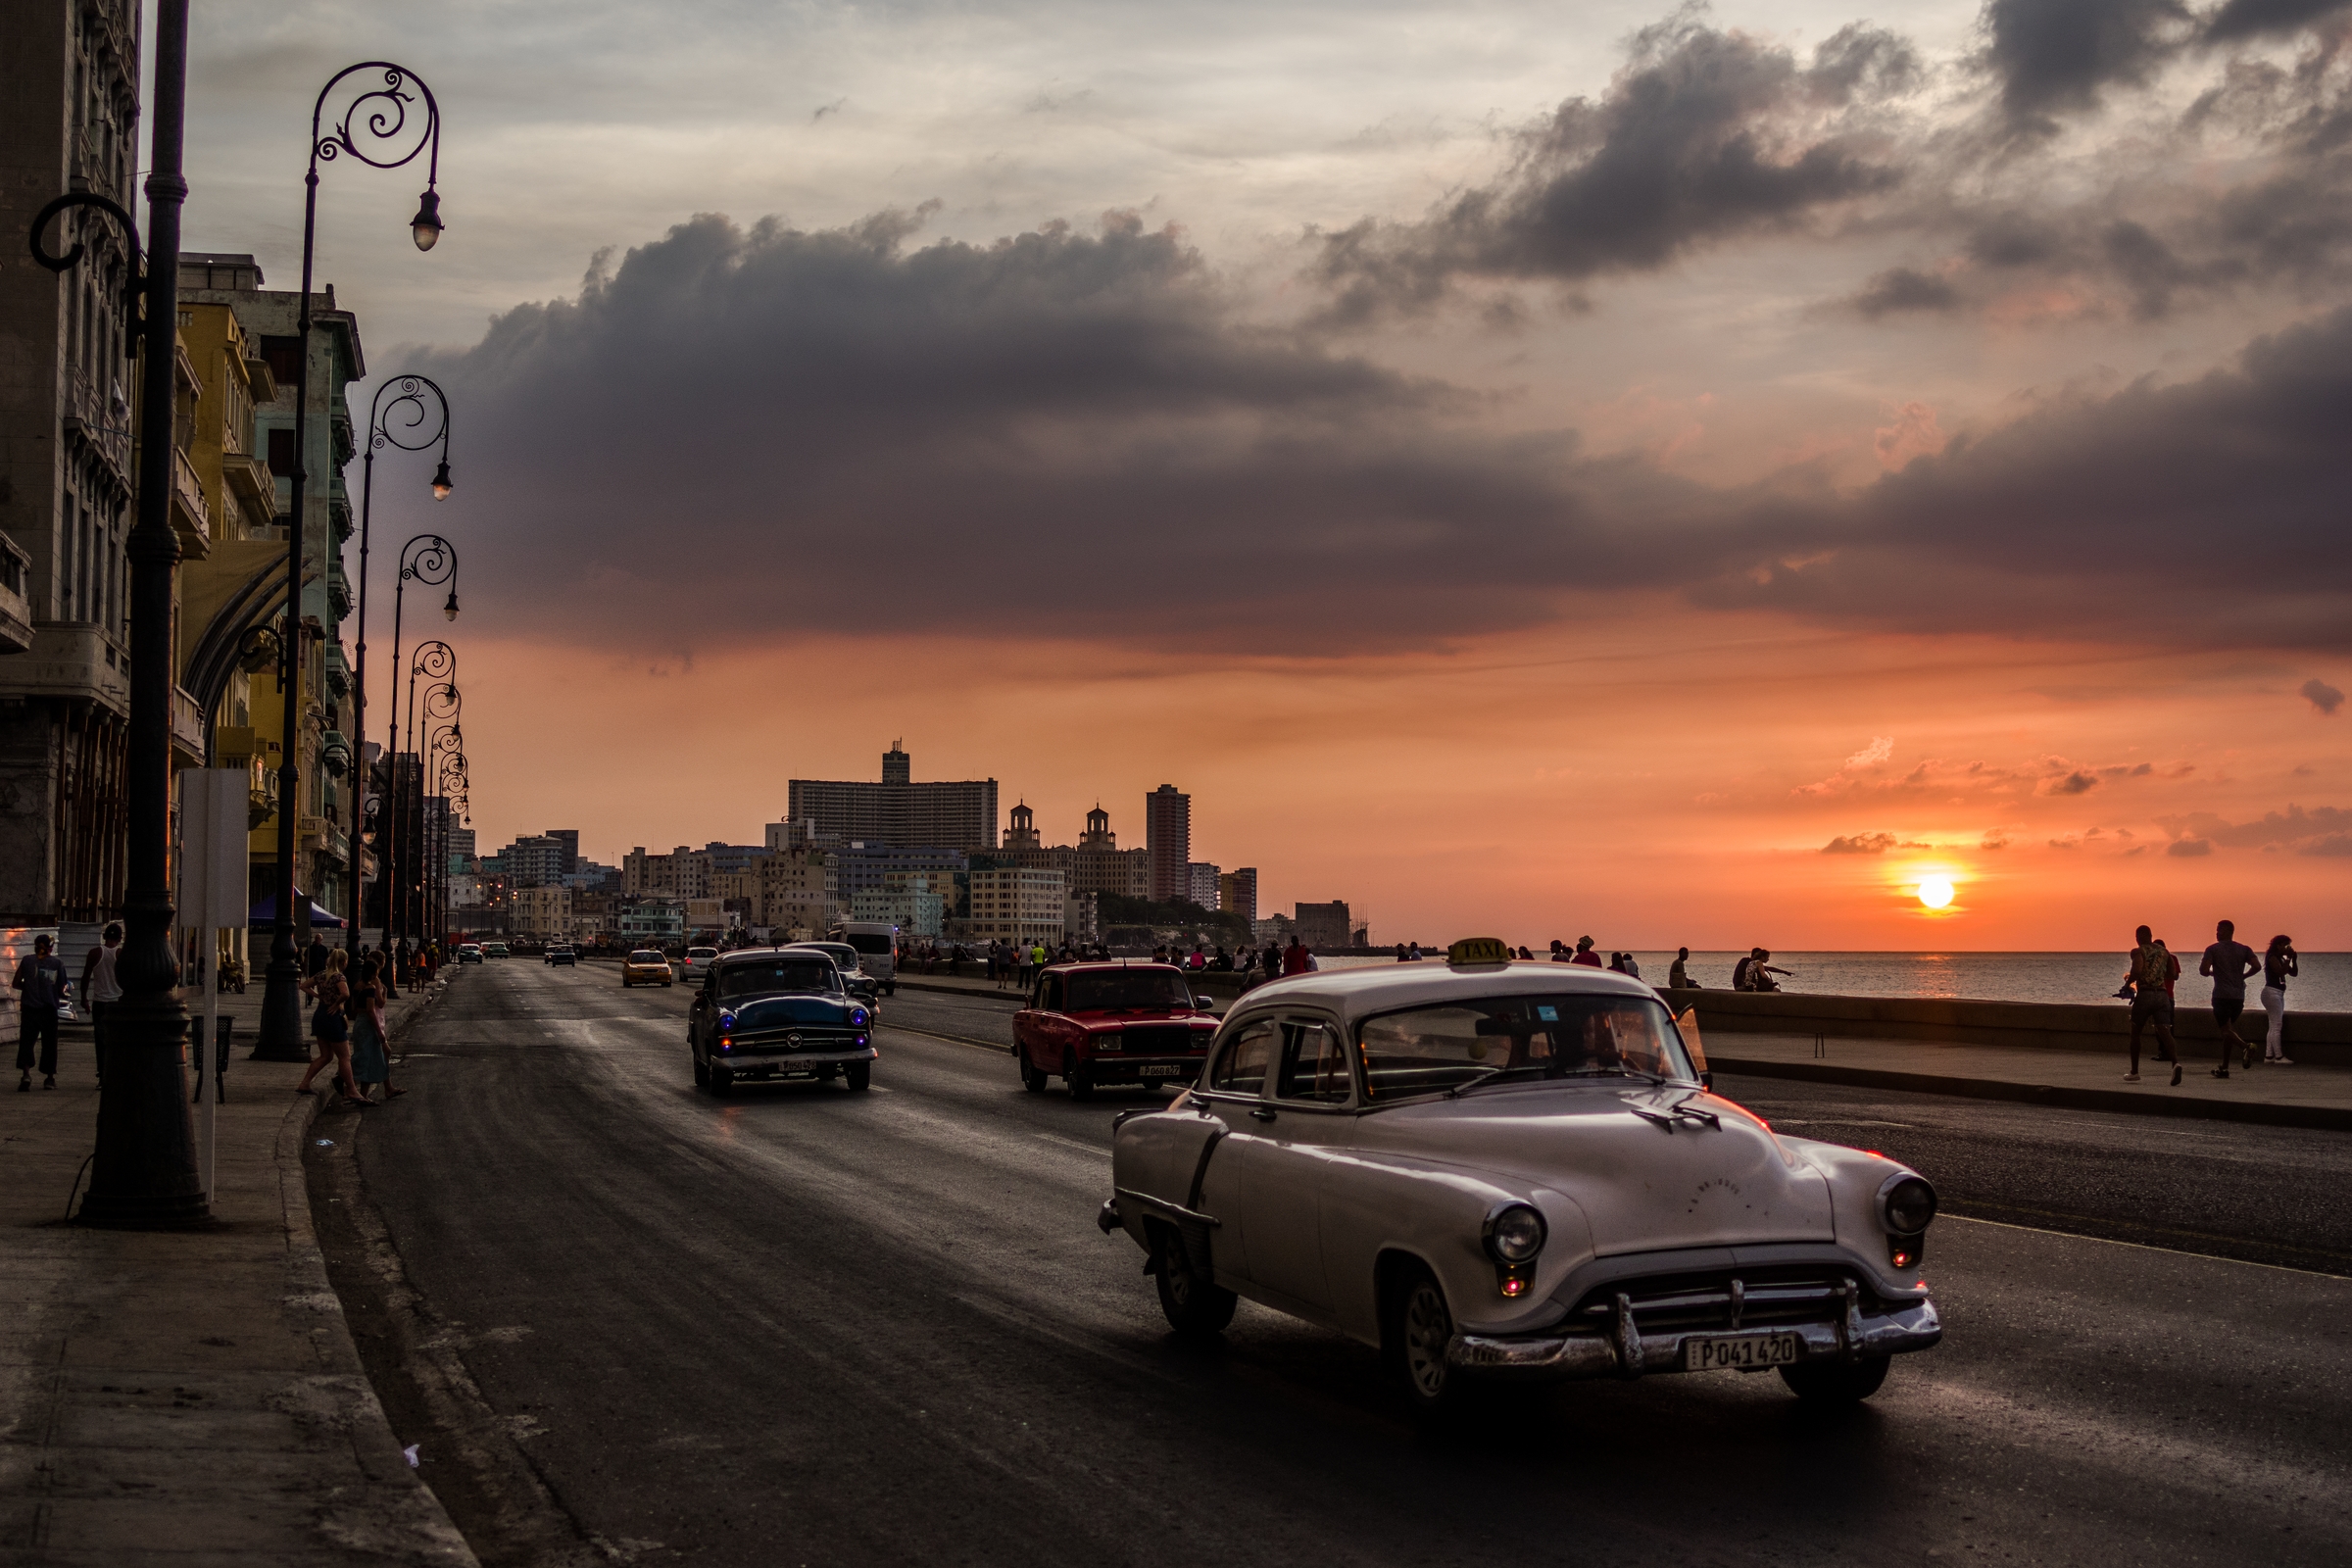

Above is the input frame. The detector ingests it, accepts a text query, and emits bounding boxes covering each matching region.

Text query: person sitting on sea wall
[1669,947,1695,988]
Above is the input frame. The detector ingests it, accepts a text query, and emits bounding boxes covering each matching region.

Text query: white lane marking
[1035,1132,1109,1160]
[1943,1213,2352,1281]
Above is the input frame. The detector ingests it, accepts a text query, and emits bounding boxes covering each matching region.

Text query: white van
[829,922,898,994]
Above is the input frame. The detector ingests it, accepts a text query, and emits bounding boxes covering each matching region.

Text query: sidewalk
[0,977,477,1564]
[896,974,2352,1131]
[1707,1032,2352,1132]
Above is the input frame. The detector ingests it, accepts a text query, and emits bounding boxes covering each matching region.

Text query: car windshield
[628,951,665,964]
[843,932,894,956]
[1063,970,1193,1011]
[717,959,839,1001]
[801,945,859,967]
[1357,994,1696,1100]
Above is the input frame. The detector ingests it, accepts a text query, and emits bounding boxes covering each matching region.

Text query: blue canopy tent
[245,893,346,929]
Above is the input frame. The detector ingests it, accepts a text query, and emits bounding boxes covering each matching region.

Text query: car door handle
[1250,1107,1276,1122]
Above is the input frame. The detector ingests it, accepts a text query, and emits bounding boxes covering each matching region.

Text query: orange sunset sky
[174,0,2351,947]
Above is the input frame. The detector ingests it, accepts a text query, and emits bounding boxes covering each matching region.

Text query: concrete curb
[274,1044,480,1564]
[1709,1055,2352,1132]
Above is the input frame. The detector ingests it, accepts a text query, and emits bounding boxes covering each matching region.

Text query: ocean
[1313,950,2352,1013]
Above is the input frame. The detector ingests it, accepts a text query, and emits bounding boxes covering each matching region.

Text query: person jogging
[2200,919,2261,1078]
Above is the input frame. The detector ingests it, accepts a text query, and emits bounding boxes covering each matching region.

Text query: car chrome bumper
[1448,1293,1940,1379]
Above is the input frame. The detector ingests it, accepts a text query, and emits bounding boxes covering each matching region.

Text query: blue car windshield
[717,959,839,1001]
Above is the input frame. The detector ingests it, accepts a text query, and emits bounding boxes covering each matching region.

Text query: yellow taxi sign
[1446,937,1513,967]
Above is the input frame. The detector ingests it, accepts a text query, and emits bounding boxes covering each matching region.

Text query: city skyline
[161,0,2350,950]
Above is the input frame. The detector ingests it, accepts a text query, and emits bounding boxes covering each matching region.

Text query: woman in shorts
[295,949,365,1106]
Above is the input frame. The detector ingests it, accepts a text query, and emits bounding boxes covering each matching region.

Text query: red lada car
[1015,962,1220,1101]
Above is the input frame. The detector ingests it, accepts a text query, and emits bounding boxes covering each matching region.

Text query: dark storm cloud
[417,209,2352,660]
[1696,305,2352,650]
[415,210,1716,655]
[2305,677,2346,713]
[1850,267,1961,317]
[1309,15,1914,321]
[1980,0,2193,132]
[2204,0,2352,41]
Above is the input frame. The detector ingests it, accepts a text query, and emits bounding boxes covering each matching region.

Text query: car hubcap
[1404,1282,1450,1397]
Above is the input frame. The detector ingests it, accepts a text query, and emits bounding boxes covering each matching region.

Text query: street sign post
[178,770,251,1198]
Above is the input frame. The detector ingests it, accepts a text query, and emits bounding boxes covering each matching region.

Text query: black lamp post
[24,0,207,1224]
[348,377,452,952]
[401,642,456,957]
[425,719,464,947]
[381,535,455,971]
[258,63,445,1059]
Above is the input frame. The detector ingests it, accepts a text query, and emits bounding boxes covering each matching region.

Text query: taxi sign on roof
[1446,937,1512,967]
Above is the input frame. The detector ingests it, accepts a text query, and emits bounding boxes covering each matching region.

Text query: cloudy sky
[172,0,2350,948]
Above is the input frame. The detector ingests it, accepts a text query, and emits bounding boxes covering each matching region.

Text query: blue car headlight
[851,1008,868,1028]
[718,1009,737,1031]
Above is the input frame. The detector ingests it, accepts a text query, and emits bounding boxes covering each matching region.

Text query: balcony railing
[61,366,132,494]
[172,448,211,557]
[0,622,130,711]
[172,684,206,763]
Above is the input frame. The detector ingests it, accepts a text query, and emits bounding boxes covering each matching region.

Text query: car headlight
[851,1009,868,1028]
[718,1010,737,1031]
[1883,1175,1937,1234]
[1097,1033,1121,1052]
[1484,1202,1546,1263]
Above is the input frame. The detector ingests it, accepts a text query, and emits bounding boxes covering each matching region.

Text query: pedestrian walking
[2199,919,2261,1078]
[1669,947,1693,989]
[13,934,69,1091]
[2260,934,2297,1064]
[349,956,403,1102]
[304,930,329,980]
[2124,925,2180,1085]
[79,921,122,1084]
[295,950,366,1107]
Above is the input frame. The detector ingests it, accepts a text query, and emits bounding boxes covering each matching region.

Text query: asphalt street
[317,962,2352,1566]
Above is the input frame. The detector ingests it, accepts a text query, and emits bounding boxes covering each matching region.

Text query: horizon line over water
[1313,950,2352,1013]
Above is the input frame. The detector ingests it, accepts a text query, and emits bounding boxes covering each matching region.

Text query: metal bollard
[1814,1031,1827,1059]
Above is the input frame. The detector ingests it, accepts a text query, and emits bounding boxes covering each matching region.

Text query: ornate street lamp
[380,536,454,966]
[259,62,446,1059]
[347,377,451,951]
[398,642,456,959]
[24,0,208,1224]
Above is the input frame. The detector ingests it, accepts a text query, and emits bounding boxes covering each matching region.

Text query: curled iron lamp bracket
[27,192,146,349]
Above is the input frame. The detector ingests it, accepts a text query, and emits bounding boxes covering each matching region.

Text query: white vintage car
[1099,943,1941,1412]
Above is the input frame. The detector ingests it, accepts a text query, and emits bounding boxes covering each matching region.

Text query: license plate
[1137,1065,1184,1077]
[1685,1333,1801,1371]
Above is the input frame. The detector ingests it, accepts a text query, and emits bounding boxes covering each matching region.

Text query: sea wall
[1659,986,2352,1065]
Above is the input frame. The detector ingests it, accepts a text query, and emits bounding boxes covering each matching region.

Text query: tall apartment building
[1146,784,1190,904]
[543,828,579,873]
[504,835,567,888]
[1217,866,1258,924]
[787,746,998,853]
[0,1,145,927]
[1187,862,1220,910]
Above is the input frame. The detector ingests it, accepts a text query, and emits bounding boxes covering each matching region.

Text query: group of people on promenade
[292,932,408,1110]
[2122,919,2299,1085]
[10,924,123,1092]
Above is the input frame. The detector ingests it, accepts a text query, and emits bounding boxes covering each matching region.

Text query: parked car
[481,941,511,958]
[546,946,576,966]
[1099,942,1941,1414]
[678,946,720,985]
[456,944,483,965]
[621,950,674,987]
[1015,962,1218,1101]
[688,948,876,1096]
[784,942,881,1004]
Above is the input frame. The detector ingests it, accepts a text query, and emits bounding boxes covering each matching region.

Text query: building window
[267,426,298,476]
[261,335,303,388]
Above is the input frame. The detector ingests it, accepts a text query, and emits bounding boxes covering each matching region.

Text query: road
[314,963,2352,1566]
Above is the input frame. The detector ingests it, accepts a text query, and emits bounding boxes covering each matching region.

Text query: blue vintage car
[688,949,877,1096]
